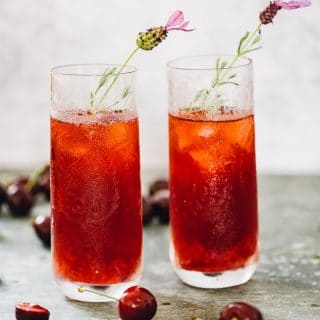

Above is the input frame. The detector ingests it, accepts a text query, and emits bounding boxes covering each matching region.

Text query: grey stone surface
[0,175,320,319]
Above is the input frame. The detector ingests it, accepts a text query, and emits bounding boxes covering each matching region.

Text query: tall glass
[50,64,142,301]
[168,55,258,288]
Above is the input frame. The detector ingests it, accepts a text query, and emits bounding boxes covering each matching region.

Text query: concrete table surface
[0,175,319,319]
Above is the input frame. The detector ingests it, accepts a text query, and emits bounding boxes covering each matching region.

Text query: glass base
[56,277,140,302]
[173,263,257,288]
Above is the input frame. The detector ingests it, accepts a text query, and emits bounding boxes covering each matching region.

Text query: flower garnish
[136,10,193,51]
[275,0,311,9]
[260,0,311,24]
[91,10,193,110]
[165,10,194,32]
[192,0,311,111]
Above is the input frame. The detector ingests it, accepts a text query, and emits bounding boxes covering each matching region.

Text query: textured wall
[0,0,319,173]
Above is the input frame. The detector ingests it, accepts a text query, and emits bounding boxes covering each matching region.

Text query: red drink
[51,110,142,285]
[169,110,258,273]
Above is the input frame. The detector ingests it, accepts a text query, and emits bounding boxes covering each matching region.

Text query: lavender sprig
[192,0,311,111]
[90,10,193,112]
[191,25,262,110]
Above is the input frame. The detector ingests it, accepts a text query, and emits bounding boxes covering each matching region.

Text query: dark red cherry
[30,165,50,200]
[220,302,263,320]
[6,180,34,217]
[149,179,168,195]
[142,197,153,225]
[33,214,51,247]
[150,189,169,224]
[12,176,29,186]
[119,286,157,320]
[16,302,50,320]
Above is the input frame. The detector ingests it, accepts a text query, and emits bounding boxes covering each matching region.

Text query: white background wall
[0,0,319,173]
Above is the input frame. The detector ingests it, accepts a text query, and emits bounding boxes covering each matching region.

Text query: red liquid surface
[169,110,258,272]
[51,110,142,284]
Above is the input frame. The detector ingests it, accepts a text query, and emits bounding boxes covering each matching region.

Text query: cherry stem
[77,287,119,301]
[25,165,49,192]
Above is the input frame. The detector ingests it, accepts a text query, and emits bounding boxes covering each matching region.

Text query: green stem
[219,23,262,82]
[218,55,238,82]
[242,23,262,54]
[77,287,119,301]
[97,46,140,106]
[199,23,262,110]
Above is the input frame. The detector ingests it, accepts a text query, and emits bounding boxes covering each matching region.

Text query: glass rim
[167,54,253,71]
[51,63,137,76]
